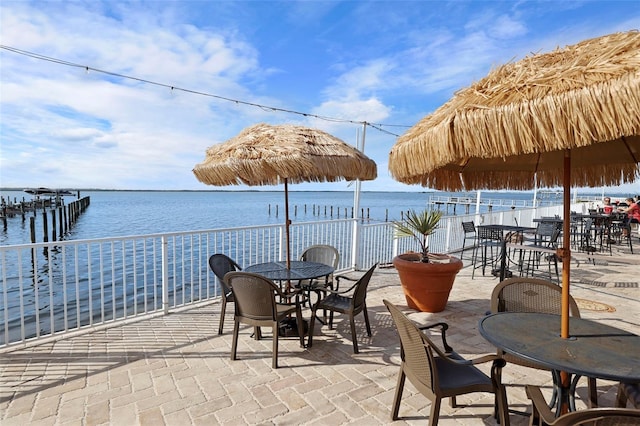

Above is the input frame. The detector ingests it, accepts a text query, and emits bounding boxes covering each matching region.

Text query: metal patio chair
[461,221,476,260]
[472,225,503,277]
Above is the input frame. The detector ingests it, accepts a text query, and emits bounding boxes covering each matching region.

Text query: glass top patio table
[476,225,536,279]
[244,260,334,282]
[479,312,640,413]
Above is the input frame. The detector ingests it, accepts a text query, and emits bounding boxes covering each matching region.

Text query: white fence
[0,204,573,348]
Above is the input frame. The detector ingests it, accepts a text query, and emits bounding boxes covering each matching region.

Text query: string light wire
[1,45,410,137]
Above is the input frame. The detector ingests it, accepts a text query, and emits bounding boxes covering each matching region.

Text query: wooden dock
[427,194,568,215]
[1,194,91,244]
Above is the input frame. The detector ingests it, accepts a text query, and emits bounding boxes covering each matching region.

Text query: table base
[278,318,309,338]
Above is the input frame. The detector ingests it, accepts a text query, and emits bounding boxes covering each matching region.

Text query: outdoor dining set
[208,245,376,367]
[207,236,639,425]
[188,30,640,425]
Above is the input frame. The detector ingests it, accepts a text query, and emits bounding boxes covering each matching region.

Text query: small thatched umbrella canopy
[194,123,377,186]
[194,122,377,269]
[388,31,640,341]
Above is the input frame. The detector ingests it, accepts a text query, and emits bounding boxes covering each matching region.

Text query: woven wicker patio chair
[297,244,340,306]
[225,271,305,368]
[383,300,509,425]
[527,385,640,425]
[307,263,376,354]
[616,382,640,409]
[208,253,242,335]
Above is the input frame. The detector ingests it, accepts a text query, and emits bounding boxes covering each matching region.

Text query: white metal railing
[0,204,571,348]
[0,219,358,347]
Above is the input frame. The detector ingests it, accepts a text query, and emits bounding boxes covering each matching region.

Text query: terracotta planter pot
[392,253,463,313]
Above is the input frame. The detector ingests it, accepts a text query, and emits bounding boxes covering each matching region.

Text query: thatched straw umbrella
[389,30,640,339]
[193,122,377,270]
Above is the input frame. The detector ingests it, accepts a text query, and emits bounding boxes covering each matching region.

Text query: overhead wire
[1,45,409,137]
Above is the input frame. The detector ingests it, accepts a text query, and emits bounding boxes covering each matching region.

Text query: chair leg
[363,305,372,337]
[391,369,406,421]
[307,306,318,348]
[491,359,510,426]
[272,320,279,368]
[429,397,441,426]
[218,298,227,335]
[296,307,305,348]
[588,377,598,407]
[482,244,489,275]
[349,315,359,354]
[471,242,479,278]
[312,289,328,323]
[231,320,240,361]
[461,240,466,261]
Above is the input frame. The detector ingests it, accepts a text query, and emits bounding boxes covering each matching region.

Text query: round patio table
[244,260,335,339]
[479,312,640,414]
[244,260,334,282]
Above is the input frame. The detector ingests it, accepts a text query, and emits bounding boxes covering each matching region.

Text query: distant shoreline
[3,188,435,193]
[0,188,631,195]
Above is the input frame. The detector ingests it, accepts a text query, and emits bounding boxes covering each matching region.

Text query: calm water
[0,188,608,344]
[0,190,546,246]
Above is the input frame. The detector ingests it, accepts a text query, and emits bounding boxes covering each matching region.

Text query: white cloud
[1,1,638,192]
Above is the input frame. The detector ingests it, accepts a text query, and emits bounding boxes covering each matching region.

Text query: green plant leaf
[393,209,443,262]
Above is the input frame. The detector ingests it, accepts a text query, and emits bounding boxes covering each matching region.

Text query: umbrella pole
[284,178,291,271]
[561,151,571,339]
[559,150,572,415]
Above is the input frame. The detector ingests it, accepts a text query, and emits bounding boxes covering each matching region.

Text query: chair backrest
[528,385,640,426]
[552,410,640,426]
[462,221,476,234]
[583,218,594,230]
[351,264,377,309]
[536,223,561,247]
[477,226,502,241]
[224,272,281,321]
[535,222,556,238]
[384,300,436,393]
[300,244,340,269]
[208,254,242,298]
[490,277,580,317]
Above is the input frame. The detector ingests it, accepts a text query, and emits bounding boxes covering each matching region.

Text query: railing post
[278,224,286,262]
[444,218,452,253]
[392,234,400,259]
[161,236,169,315]
[351,218,360,270]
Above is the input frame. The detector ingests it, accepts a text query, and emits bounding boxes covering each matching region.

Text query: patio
[1,243,637,425]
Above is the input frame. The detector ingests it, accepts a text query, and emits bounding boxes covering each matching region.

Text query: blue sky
[1,1,639,193]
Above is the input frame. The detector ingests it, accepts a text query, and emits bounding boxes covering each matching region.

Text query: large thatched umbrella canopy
[389,30,640,191]
[388,31,640,341]
[193,122,377,269]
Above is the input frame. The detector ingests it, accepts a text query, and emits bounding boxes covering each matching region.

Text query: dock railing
[0,203,574,348]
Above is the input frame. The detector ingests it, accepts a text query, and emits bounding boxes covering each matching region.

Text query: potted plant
[392,209,463,312]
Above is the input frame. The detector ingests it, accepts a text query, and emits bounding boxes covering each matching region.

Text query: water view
[0,189,572,247]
